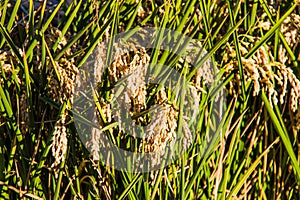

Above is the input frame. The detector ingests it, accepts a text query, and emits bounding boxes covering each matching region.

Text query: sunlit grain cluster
[224,40,300,114]
[43,28,79,167]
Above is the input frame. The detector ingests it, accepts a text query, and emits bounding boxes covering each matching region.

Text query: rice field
[0,0,300,199]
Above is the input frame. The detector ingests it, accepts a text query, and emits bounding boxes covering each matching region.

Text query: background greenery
[0,0,300,199]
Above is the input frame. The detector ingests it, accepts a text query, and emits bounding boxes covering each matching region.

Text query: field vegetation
[0,0,300,199]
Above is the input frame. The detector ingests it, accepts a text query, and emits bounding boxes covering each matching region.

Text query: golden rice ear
[256,9,300,63]
[285,66,300,112]
[51,111,68,170]
[85,100,112,162]
[156,86,168,104]
[45,30,79,170]
[94,43,107,85]
[109,44,150,114]
[45,27,79,105]
[138,104,178,168]
[185,40,214,89]
[88,126,102,161]
[223,38,300,112]
[57,58,79,104]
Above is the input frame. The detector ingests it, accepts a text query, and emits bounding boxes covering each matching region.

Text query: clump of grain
[56,58,79,104]
[280,13,300,47]
[88,125,102,161]
[43,28,79,168]
[51,111,68,169]
[0,50,21,85]
[83,41,151,155]
[0,50,28,133]
[283,66,300,112]
[91,38,214,169]
[257,10,300,65]
[156,86,168,104]
[223,39,300,112]
[121,48,149,113]
[94,42,107,84]
[46,28,78,104]
[278,13,300,64]
[86,96,113,161]
[50,61,78,168]
[108,43,150,134]
[137,4,146,23]
[182,118,193,151]
[138,103,178,168]
[0,51,14,74]
[185,40,214,86]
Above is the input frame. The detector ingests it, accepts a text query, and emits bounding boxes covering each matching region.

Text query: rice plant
[0,0,299,199]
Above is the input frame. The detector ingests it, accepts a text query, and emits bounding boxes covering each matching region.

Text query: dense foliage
[0,0,299,199]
